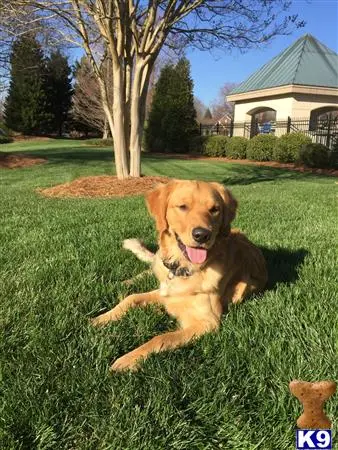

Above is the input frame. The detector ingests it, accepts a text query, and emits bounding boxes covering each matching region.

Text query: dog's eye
[209,206,220,214]
[177,204,188,211]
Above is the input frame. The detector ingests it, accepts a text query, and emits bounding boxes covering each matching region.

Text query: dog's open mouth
[175,233,208,264]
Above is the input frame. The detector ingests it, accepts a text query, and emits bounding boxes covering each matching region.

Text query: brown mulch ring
[152,153,338,177]
[13,135,52,142]
[0,152,47,169]
[38,175,169,198]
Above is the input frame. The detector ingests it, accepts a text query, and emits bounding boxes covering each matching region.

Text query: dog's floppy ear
[210,182,238,232]
[146,182,172,233]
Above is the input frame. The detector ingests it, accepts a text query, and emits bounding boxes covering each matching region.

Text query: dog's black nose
[192,227,211,243]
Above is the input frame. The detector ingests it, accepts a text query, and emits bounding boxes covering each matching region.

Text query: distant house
[199,108,233,136]
[227,34,338,142]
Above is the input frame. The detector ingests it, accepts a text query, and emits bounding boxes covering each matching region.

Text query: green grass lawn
[1,140,337,450]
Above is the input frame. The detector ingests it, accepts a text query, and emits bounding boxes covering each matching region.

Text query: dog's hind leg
[231,280,251,304]
[230,276,264,304]
[222,277,254,306]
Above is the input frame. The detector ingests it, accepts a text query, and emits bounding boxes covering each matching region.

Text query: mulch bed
[152,153,338,177]
[38,175,169,198]
[0,152,47,169]
[13,136,51,142]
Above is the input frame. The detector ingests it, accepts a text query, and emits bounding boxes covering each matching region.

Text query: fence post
[230,119,234,137]
[250,119,258,138]
[326,117,331,148]
[287,116,291,134]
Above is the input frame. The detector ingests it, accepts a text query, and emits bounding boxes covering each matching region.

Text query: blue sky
[188,0,338,106]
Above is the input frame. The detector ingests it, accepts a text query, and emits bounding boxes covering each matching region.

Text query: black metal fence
[200,116,338,149]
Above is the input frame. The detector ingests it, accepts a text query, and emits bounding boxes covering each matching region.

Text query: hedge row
[84,138,114,147]
[189,132,337,168]
[0,135,13,144]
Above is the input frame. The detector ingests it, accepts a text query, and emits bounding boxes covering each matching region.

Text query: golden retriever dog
[92,180,267,371]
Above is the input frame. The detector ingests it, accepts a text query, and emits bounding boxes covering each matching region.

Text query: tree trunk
[129,62,153,177]
[111,112,129,179]
[103,118,110,139]
[124,60,132,174]
[102,100,129,179]
[129,65,143,177]
[112,68,129,179]
[100,58,153,179]
[100,70,129,179]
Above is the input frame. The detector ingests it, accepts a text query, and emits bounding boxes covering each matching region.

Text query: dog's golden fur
[92,180,267,371]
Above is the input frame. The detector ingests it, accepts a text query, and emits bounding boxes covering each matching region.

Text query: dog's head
[146,180,237,265]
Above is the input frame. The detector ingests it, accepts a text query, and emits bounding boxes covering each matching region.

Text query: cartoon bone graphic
[289,380,336,429]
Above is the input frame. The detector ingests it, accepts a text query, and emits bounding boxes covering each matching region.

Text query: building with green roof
[227,34,338,138]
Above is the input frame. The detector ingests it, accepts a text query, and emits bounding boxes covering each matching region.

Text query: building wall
[233,95,294,122]
[291,93,338,118]
[232,93,338,136]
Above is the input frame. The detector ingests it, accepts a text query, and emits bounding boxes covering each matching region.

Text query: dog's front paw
[90,309,119,327]
[110,352,143,372]
[90,315,106,327]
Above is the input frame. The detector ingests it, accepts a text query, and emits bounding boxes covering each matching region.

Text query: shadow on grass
[261,246,308,291]
[7,422,35,450]
[7,149,330,183]
[19,147,114,164]
[221,164,319,185]
[144,155,327,184]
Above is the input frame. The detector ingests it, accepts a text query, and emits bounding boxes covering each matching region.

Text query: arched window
[310,107,338,131]
[246,107,276,136]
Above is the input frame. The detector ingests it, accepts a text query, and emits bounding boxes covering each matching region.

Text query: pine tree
[5,35,50,135]
[146,57,198,153]
[145,64,174,152]
[204,108,213,120]
[45,51,73,136]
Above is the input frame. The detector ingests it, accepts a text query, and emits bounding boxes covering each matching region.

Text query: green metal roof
[229,34,338,95]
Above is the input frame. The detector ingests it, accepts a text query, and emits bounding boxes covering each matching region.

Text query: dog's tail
[123,239,155,263]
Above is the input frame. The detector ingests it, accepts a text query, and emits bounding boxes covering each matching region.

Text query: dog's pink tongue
[186,246,207,264]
